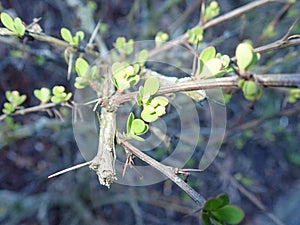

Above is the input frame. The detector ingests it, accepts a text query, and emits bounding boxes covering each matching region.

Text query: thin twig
[48,160,92,178]
[149,0,281,58]
[116,132,206,207]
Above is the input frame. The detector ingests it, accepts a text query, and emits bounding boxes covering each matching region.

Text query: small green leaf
[141,108,158,123]
[144,77,160,96]
[211,205,244,224]
[199,46,216,63]
[3,102,15,114]
[116,79,130,91]
[132,119,148,135]
[236,42,254,71]
[198,58,222,79]
[75,58,89,77]
[13,17,25,36]
[34,88,51,103]
[51,96,61,103]
[242,80,257,96]
[217,193,230,206]
[155,31,169,47]
[61,27,73,43]
[137,49,149,65]
[154,96,168,106]
[187,27,203,45]
[201,213,211,225]
[16,95,26,105]
[127,112,134,134]
[73,31,85,44]
[1,12,15,32]
[204,198,224,211]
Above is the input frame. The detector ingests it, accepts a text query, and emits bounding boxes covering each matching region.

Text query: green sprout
[235,41,260,72]
[74,58,98,89]
[0,12,25,37]
[113,37,134,55]
[126,112,149,141]
[51,86,72,103]
[201,193,244,225]
[238,80,263,101]
[203,1,220,22]
[196,46,230,79]
[155,31,169,47]
[34,87,51,104]
[2,90,27,114]
[187,27,204,45]
[60,27,85,47]
[137,77,169,123]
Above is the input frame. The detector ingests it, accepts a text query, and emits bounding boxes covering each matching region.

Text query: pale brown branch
[116,132,206,207]
[149,0,281,58]
[114,73,300,105]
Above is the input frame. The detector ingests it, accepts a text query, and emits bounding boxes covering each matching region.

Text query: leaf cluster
[2,91,27,114]
[203,1,220,22]
[0,12,25,37]
[74,58,98,89]
[201,193,244,225]
[196,46,231,79]
[60,27,85,47]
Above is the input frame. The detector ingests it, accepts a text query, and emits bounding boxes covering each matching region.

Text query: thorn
[48,160,92,179]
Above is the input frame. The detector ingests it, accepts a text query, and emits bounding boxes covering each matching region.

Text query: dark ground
[0,0,300,225]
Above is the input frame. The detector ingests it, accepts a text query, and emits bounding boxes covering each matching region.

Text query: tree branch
[114,73,300,105]
[116,132,206,207]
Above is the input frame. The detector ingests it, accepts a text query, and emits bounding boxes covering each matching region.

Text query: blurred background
[0,0,300,224]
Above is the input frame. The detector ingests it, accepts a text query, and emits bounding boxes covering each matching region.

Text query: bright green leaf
[217,193,230,206]
[141,109,158,122]
[204,198,224,211]
[211,205,244,224]
[199,46,216,63]
[127,112,134,134]
[51,96,61,103]
[75,58,89,77]
[1,12,15,32]
[201,213,211,225]
[61,27,73,43]
[13,17,25,36]
[34,88,51,103]
[144,77,160,96]
[132,119,148,135]
[187,27,203,45]
[137,50,149,65]
[3,102,15,114]
[236,42,254,71]
[154,96,168,106]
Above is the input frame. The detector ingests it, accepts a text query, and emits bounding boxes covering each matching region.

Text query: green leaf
[141,108,158,122]
[217,193,230,207]
[127,112,134,134]
[13,17,25,36]
[144,77,160,96]
[187,27,203,45]
[51,96,62,103]
[137,49,149,65]
[204,198,224,211]
[52,86,65,95]
[132,119,148,135]
[116,79,131,91]
[154,96,168,106]
[236,42,254,71]
[73,31,85,44]
[199,46,216,63]
[201,213,211,225]
[16,94,27,105]
[3,102,15,114]
[1,12,15,32]
[34,88,51,103]
[155,31,169,47]
[204,1,220,21]
[198,58,222,79]
[211,205,244,224]
[75,58,89,77]
[242,80,257,96]
[61,27,73,43]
